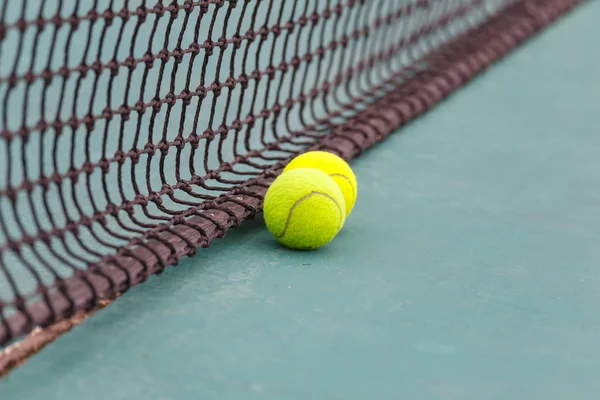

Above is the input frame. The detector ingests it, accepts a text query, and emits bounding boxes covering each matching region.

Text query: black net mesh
[0,0,584,374]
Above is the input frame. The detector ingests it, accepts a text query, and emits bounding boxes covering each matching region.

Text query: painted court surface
[1,2,599,399]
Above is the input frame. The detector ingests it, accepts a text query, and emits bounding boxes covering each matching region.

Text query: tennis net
[0,0,583,375]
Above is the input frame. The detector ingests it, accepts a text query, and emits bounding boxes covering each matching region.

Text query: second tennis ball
[284,151,357,217]
[263,168,346,250]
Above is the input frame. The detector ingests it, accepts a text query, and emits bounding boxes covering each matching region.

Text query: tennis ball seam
[328,173,356,200]
[275,191,344,239]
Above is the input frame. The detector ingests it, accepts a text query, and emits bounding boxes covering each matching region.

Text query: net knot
[179,89,192,106]
[231,119,242,131]
[50,13,63,27]
[209,81,222,96]
[65,220,79,235]
[167,3,179,18]
[203,40,215,56]
[200,1,210,13]
[16,18,28,32]
[157,140,169,155]
[134,194,148,206]
[102,107,114,120]
[129,148,141,164]
[135,6,148,22]
[290,56,301,68]
[217,36,228,50]
[191,175,204,186]
[257,26,269,39]
[231,33,242,49]
[172,135,185,149]
[52,120,63,135]
[41,68,53,83]
[278,60,289,73]
[7,240,21,254]
[259,108,271,119]
[4,187,16,201]
[124,56,136,69]
[354,27,366,40]
[143,52,155,67]
[153,2,166,16]
[144,142,157,156]
[188,133,199,149]
[189,42,201,55]
[245,114,256,128]
[224,76,236,89]
[161,184,174,196]
[245,29,256,42]
[250,69,261,81]
[82,161,95,174]
[238,74,249,88]
[179,182,192,193]
[68,15,80,30]
[89,60,103,75]
[284,98,294,109]
[310,12,320,23]
[266,65,276,79]
[58,66,69,78]
[266,142,280,151]
[7,74,18,87]
[151,96,162,112]
[118,7,130,19]
[194,85,207,98]
[134,100,145,113]
[148,192,163,205]
[183,0,194,13]
[216,125,228,138]
[207,170,220,180]
[79,215,92,227]
[165,92,176,106]
[99,158,110,173]
[93,210,107,225]
[283,21,295,34]
[172,215,186,225]
[103,8,116,26]
[23,72,35,84]
[158,49,170,62]
[202,128,215,141]
[38,231,52,245]
[299,16,308,27]
[118,104,131,120]
[114,150,126,164]
[122,200,135,214]
[36,120,49,132]
[172,47,184,63]
[220,162,233,172]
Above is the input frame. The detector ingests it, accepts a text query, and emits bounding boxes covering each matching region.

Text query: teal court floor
[1,1,599,399]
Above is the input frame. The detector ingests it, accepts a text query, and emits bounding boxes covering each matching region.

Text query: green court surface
[2,2,600,399]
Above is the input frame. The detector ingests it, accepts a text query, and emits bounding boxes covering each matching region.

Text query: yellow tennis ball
[283,151,357,217]
[263,168,346,250]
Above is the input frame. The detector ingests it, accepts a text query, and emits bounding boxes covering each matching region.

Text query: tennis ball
[263,168,346,250]
[283,151,357,217]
